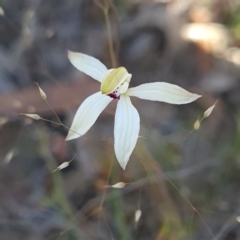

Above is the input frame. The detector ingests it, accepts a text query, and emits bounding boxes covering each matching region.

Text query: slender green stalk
[109,0,120,64]
[94,0,118,68]
[110,163,131,240]
[103,6,117,68]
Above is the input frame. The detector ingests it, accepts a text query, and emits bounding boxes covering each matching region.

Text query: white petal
[127,82,201,104]
[68,51,108,82]
[66,92,112,141]
[114,95,140,169]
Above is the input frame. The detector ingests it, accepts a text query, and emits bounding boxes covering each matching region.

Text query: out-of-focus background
[0,0,240,239]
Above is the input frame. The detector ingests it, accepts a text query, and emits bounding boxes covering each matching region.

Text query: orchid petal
[127,82,201,104]
[114,95,140,169]
[68,51,108,82]
[66,92,112,141]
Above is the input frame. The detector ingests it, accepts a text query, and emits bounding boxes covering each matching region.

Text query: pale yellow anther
[100,67,131,94]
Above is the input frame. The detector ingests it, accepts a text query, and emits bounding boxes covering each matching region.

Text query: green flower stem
[37,127,83,239]
[110,163,132,240]
[103,6,117,68]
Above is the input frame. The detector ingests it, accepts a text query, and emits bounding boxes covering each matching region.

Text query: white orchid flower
[66,51,201,169]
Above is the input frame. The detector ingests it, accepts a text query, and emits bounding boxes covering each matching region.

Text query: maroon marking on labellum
[107,88,120,100]
[108,93,120,99]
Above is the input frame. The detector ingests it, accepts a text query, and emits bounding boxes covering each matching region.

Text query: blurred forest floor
[0,0,240,239]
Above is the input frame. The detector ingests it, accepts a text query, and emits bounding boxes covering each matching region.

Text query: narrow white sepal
[66,92,112,141]
[114,95,140,170]
[127,82,201,104]
[68,51,108,82]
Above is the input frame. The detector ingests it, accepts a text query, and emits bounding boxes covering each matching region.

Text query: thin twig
[166,177,214,238]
